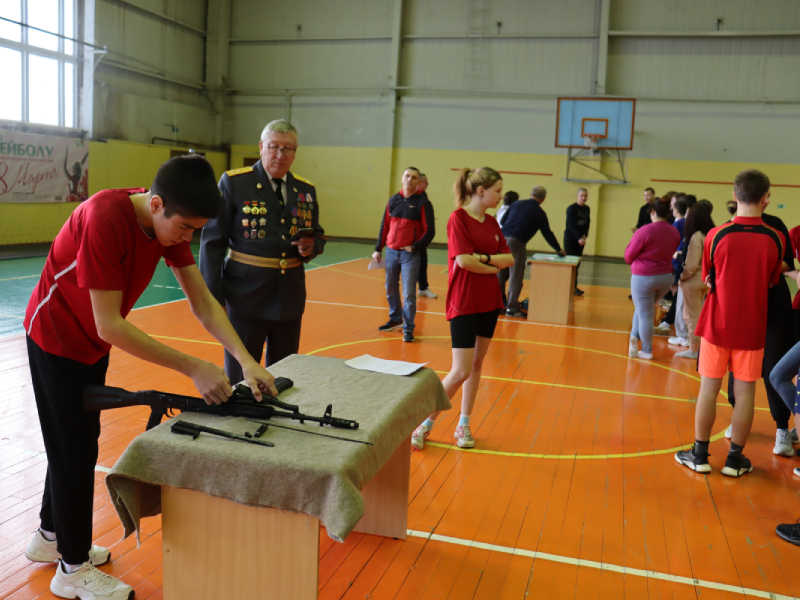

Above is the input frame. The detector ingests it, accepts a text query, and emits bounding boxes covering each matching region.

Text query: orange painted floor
[3,258,800,599]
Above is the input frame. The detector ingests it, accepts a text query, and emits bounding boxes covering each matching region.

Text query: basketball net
[583,134,601,151]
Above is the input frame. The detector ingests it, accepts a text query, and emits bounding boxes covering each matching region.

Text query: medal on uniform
[244,231,250,239]
[258,230,266,239]
[260,202,267,215]
[257,183,262,189]
[251,218,258,228]
[251,229,257,238]
[306,193,313,204]
[259,217,266,226]
[292,218,297,224]
[243,201,251,215]
[242,218,249,227]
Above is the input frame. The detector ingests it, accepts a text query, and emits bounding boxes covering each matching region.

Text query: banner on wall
[0,132,89,203]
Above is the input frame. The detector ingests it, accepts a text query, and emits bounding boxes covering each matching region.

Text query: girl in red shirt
[411,167,513,449]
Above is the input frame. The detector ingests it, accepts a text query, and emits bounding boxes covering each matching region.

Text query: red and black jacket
[375,191,435,252]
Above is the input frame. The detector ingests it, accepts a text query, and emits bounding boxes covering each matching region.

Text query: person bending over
[499,186,565,318]
[675,169,784,478]
[23,155,279,600]
[411,167,513,450]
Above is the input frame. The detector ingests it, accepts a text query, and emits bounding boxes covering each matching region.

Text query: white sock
[39,528,56,542]
[458,414,470,427]
[62,561,83,574]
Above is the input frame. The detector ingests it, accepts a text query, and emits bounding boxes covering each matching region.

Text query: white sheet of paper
[368,258,385,270]
[344,354,427,376]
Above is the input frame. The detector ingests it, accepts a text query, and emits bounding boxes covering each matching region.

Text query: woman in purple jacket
[625,199,681,359]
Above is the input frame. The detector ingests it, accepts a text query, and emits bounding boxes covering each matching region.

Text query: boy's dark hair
[651,199,670,219]
[726,200,737,215]
[405,166,421,174]
[503,191,519,206]
[734,169,771,205]
[151,154,221,219]
[645,187,655,194]
[674,198,688,216]
[683,194,697,209]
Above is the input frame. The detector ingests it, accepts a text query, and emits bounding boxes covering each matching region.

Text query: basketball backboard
[556,98,636,151]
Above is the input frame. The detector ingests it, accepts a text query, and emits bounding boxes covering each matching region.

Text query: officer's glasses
[266,145,297,157]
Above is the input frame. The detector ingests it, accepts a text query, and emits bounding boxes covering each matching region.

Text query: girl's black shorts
[449,310,500,349]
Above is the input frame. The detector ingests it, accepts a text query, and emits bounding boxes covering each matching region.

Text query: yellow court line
[149,334,220,346]
[0,274,40,283]
[0,313,24,319]
[145,332,743,459]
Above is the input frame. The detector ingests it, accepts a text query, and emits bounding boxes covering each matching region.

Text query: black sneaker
[403,331,414,343]
[674,448,711,473]
[776,520,800,546]
[378,319,403,332]
[721,453,753,478]
[574,288,585,296]
[505,309,525,318]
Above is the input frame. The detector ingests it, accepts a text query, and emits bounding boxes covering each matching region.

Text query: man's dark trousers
[564,236,584,287]
[497,237,528,311]
[27,336,109,565]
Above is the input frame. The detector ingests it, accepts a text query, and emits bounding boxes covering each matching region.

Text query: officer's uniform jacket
[199,160,325,321]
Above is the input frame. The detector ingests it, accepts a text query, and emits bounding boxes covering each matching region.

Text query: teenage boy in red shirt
[675,169,784,478]
[23,155,279,600]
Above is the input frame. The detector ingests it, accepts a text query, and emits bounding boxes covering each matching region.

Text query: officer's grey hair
[261,120,298,140]
[577,187,587,194]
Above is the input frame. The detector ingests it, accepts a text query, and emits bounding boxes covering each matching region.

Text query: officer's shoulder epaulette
[293,174,315,187]
[225,166,254,177]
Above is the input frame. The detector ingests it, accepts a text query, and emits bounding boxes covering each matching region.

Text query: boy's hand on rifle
[190,360,233,405]
[241,359,279,401]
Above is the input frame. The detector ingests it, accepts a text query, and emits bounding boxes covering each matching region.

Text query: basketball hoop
[583,134,601,151]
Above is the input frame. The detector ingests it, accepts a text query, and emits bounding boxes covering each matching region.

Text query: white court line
[306,300,630,335]
[406,529,798,600]
[306,256,367,269]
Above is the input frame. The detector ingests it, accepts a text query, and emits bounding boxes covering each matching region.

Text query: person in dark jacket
[373,167,435,342]
[498,186,565,317]
[564,188,590,296]
[632,187,657,232]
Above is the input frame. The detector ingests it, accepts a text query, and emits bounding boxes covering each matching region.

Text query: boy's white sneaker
[50,561,133,600]
[725,424,733,439]
[628,338,638,358]
[411,424,430,450]
[774,429,795,457]
[26,530,110,566]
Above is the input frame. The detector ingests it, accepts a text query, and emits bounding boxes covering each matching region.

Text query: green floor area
[0,241,377,339]
[0,239,661,339]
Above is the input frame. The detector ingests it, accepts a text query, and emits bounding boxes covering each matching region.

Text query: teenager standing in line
[411,167,513,450]
[625,199,680,360]
[22,156,279,600]
[416,173,438,299]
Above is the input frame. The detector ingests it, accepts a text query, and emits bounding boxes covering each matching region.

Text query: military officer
[200,119,325,382]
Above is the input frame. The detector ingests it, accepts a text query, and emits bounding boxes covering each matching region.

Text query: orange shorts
[698,339,763,382]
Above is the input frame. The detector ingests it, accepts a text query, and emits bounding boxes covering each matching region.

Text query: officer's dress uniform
[200,161,325,382]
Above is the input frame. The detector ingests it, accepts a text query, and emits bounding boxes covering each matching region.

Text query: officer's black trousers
[224,307,302,383]
[26,336,109,565]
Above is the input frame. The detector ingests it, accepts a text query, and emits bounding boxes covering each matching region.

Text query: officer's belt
[227,250,302,269]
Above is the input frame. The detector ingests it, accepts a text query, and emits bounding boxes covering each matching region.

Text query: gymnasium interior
[2,0,800,599]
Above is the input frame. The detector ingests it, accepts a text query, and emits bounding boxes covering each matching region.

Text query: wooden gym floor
[2,243,800,599]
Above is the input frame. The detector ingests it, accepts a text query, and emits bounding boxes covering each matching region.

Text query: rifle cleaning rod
[246,420,373,445]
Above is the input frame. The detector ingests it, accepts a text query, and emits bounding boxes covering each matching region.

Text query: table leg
[162,486,319,600]
[353,436,411,539]
[568,265,576,312]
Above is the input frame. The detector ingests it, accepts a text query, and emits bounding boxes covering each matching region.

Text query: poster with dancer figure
[0,132,89,202]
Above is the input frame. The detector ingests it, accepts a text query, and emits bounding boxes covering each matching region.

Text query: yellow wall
[0,139,227,245]
[4,138,798,258]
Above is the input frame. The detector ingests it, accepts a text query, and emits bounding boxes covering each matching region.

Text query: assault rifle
[82,377,361,432]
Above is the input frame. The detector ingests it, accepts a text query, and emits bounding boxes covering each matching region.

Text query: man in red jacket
[373,167,435,343]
